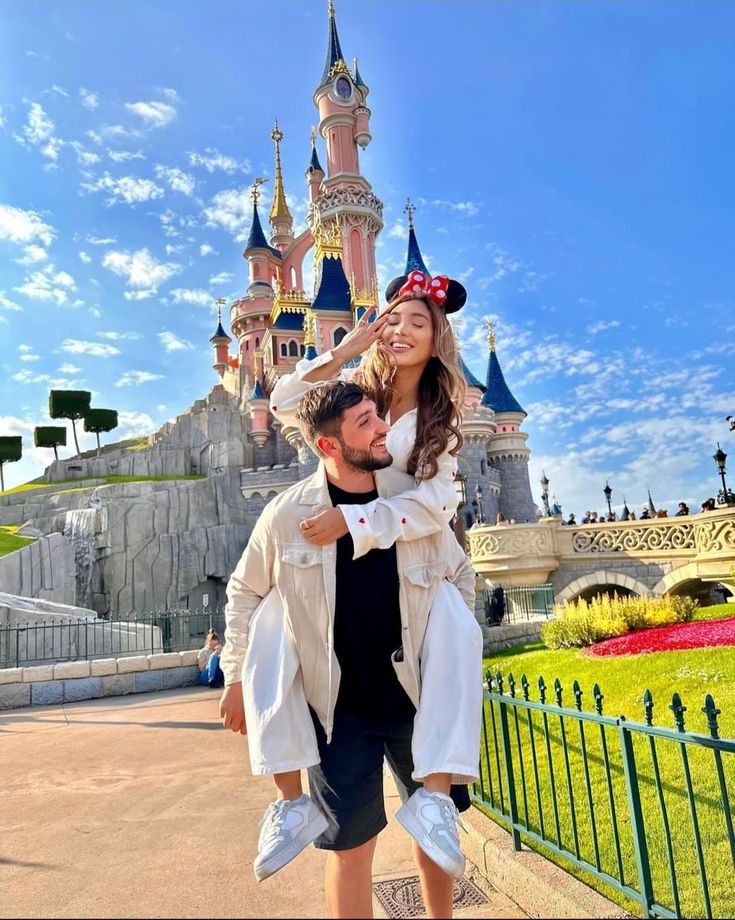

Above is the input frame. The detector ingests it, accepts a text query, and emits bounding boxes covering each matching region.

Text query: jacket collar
[299,462,332,506]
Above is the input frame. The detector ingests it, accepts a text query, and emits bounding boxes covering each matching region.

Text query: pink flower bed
[589,617,735,657]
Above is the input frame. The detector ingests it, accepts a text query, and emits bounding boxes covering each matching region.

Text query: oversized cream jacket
[221,462,476,742]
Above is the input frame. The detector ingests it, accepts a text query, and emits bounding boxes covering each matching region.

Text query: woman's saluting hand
[332,305,392,364]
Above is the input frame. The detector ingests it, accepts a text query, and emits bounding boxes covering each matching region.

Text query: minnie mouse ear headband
[384,269,467,314]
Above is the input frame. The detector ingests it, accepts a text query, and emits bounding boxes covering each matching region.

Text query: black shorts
[307,703,471,852]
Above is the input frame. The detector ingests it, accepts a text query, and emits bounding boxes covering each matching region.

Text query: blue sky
[2,0,735,517]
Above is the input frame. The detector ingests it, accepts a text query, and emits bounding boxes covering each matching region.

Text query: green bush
[542,593,698,649]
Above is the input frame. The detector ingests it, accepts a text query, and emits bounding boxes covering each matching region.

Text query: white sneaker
[395,788,467,879]
[253,794,329,882]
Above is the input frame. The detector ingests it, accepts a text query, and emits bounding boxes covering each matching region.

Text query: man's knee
[328,835,378,868]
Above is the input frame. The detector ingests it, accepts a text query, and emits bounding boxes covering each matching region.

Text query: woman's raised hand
[332,305,393,363]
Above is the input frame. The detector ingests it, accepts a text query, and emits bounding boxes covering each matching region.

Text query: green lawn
[478,621,735,918]
[0,525,34,557]
[0,474,205,497]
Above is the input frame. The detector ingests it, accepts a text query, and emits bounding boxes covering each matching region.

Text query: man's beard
[337,437,393,473]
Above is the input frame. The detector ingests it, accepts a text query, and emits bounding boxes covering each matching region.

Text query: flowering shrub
[541,593,698,649]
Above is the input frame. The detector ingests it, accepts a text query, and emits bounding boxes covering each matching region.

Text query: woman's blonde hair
[355,292,466,480]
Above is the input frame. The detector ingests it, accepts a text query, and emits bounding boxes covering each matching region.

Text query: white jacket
[221,462,476,742]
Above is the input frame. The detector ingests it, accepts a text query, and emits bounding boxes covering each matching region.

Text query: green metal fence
[485,583,555,625]
[0,609,225,669]
[472,670,735,918]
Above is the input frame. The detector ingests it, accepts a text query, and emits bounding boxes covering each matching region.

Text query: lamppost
[453,472,468,545]
[475,483,485,524]
[603,481,613,519]
[713,443,735,506]
[540,472,551,517]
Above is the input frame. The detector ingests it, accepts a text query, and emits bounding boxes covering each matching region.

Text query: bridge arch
[556,570,652,604]
[653,563,734,603]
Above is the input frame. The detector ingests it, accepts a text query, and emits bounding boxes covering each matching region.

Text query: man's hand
[332,305,393,364]
[300,507,349,544]
[219,682,247,735]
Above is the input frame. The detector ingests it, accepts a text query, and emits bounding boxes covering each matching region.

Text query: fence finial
[702,694,721,739]
[554,676,563,707]
[538,675,547,704]
[521,673,530,701]
[483,667,493,692]
[496,671,504,694]
[592,682,604,714]
[508,672,516,698]
[643,688,654,726]
[670,692,687,732]
[572,679,583,711]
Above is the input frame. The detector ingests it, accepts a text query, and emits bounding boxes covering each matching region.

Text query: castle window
[256,337,260,347]
[300,344,306,356]
[333,327,348,348]
[290,266,297,289]
[288,339,299,357]
[481,459,487,476]
[245,340,250,351]
[280,343,287,357]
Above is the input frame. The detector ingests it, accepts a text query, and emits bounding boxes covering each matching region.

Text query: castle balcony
[468,505,735,598]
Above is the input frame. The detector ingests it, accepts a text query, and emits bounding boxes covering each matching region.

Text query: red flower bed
[589,617,735,657]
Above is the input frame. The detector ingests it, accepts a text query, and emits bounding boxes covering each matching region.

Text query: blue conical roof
[481,350,526,415]
[405,225,429,275]
[312,256,351,311]
[250,379,266,400]
[320,7,346,85]
[245,202,269,251]
[354,58,366,88]
[307,143,324,175]
[459,354,485,391]
[305,344,318,360]
[210,318,231,343]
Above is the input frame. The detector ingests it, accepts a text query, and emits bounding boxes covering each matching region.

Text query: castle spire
[244,178,272,252]
[307,125,324,175]
[320,0,347,86]
[404,199,429,275]
[269,120,293,233]
[353,56,366,89]
[481,319,526,415]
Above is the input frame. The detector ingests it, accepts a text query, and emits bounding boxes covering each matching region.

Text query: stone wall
[0,651,200,710]
[482,620,544,656]
[0,534,76,604]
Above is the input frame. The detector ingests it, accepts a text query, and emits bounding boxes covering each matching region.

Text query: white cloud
[12,369,51,384]
[69,140,100,166]
[154,165,196,196]
[79,251,92,263]
[25,50,50,60]
[0,105,6,129]
[16,102,63,160]
[0,204,55,247]
[587,319,621,335]
[387,220,408,240]
[169,288,212,307]
[79,88,99,109]
[81,172,165,206]
[124,289,156,301]
[97,331,142,341]
[124,99,177,128]
[187,148,250,174]
[58,362,81,374]
[116,410,156,437]
[19,344,41,362]
[16,245,48,265]
[107,149,145,162]
[0,292,23,312]
[209,271,233,286]
[14,265,76,305]
[61,339,121,357]
[46,84,69,98]
[116,370,165,387]
[102,248,180,291]
[202,187,252,238]
[86,235,117,245]
[158,330,194,352]
[200,243,216,256]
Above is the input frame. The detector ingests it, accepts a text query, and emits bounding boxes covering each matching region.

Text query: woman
[236,270,483,882]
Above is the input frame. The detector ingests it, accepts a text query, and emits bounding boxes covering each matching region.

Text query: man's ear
[315,434,339,458]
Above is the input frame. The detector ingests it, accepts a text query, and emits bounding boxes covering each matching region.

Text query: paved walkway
[1,687,527,919]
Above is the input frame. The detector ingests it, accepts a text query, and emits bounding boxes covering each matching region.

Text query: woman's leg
[412,580,484,786]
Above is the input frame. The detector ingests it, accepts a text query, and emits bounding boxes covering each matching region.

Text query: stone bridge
[467,506,735,603]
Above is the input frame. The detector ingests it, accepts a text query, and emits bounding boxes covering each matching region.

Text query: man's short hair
[296,381,367,451]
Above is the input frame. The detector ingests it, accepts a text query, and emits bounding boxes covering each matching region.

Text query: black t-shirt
[327,480,415,721]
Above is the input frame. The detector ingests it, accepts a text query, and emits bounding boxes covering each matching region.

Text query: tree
[34,426,67,462]
[84,409,118,457]
[0,436,22,493]
[49,390,91,456]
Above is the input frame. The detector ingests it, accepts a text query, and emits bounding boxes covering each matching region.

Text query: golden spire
[328,0,335,17]
[303,309,316,347]
[215,297,226,324]
[269,120,292,226]
[486,317,496,352]
[251,177,266,206]
[405,198,416,230]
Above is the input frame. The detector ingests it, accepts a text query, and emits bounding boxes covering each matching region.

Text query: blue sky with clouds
[2,0,735,517]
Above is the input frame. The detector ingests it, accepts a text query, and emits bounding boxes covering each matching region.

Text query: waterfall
[64,509,97,610]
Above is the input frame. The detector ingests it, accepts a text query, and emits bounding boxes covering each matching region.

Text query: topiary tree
[0,436,22,492]
[84,409,118,457]
[34,426,67,462]
[49,390,91,456]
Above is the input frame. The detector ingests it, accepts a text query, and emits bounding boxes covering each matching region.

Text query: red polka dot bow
[397,270,450,306]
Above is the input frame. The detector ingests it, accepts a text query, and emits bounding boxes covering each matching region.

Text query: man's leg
[413,840,454,920]
[325,835,378,919]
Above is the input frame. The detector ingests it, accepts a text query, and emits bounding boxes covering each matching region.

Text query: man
[219,381,477,919]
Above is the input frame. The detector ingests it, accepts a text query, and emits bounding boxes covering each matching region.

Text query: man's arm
[218,515,276,733]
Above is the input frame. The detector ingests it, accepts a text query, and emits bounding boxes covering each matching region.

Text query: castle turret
[306,127,325,203]
[404,200,429,275]
[269,121,294,250]
[353,58,372,149]
[482,320,536,523]
[210,302,232,378]
[247,354,271,448]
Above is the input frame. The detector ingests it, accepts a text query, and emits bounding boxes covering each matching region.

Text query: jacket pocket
[278,544,324,599]
[403,561,446,588]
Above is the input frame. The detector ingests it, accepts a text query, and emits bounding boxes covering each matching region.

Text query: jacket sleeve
[220,515,276,687]
[339,447,459,559]
[269,350,352,430]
